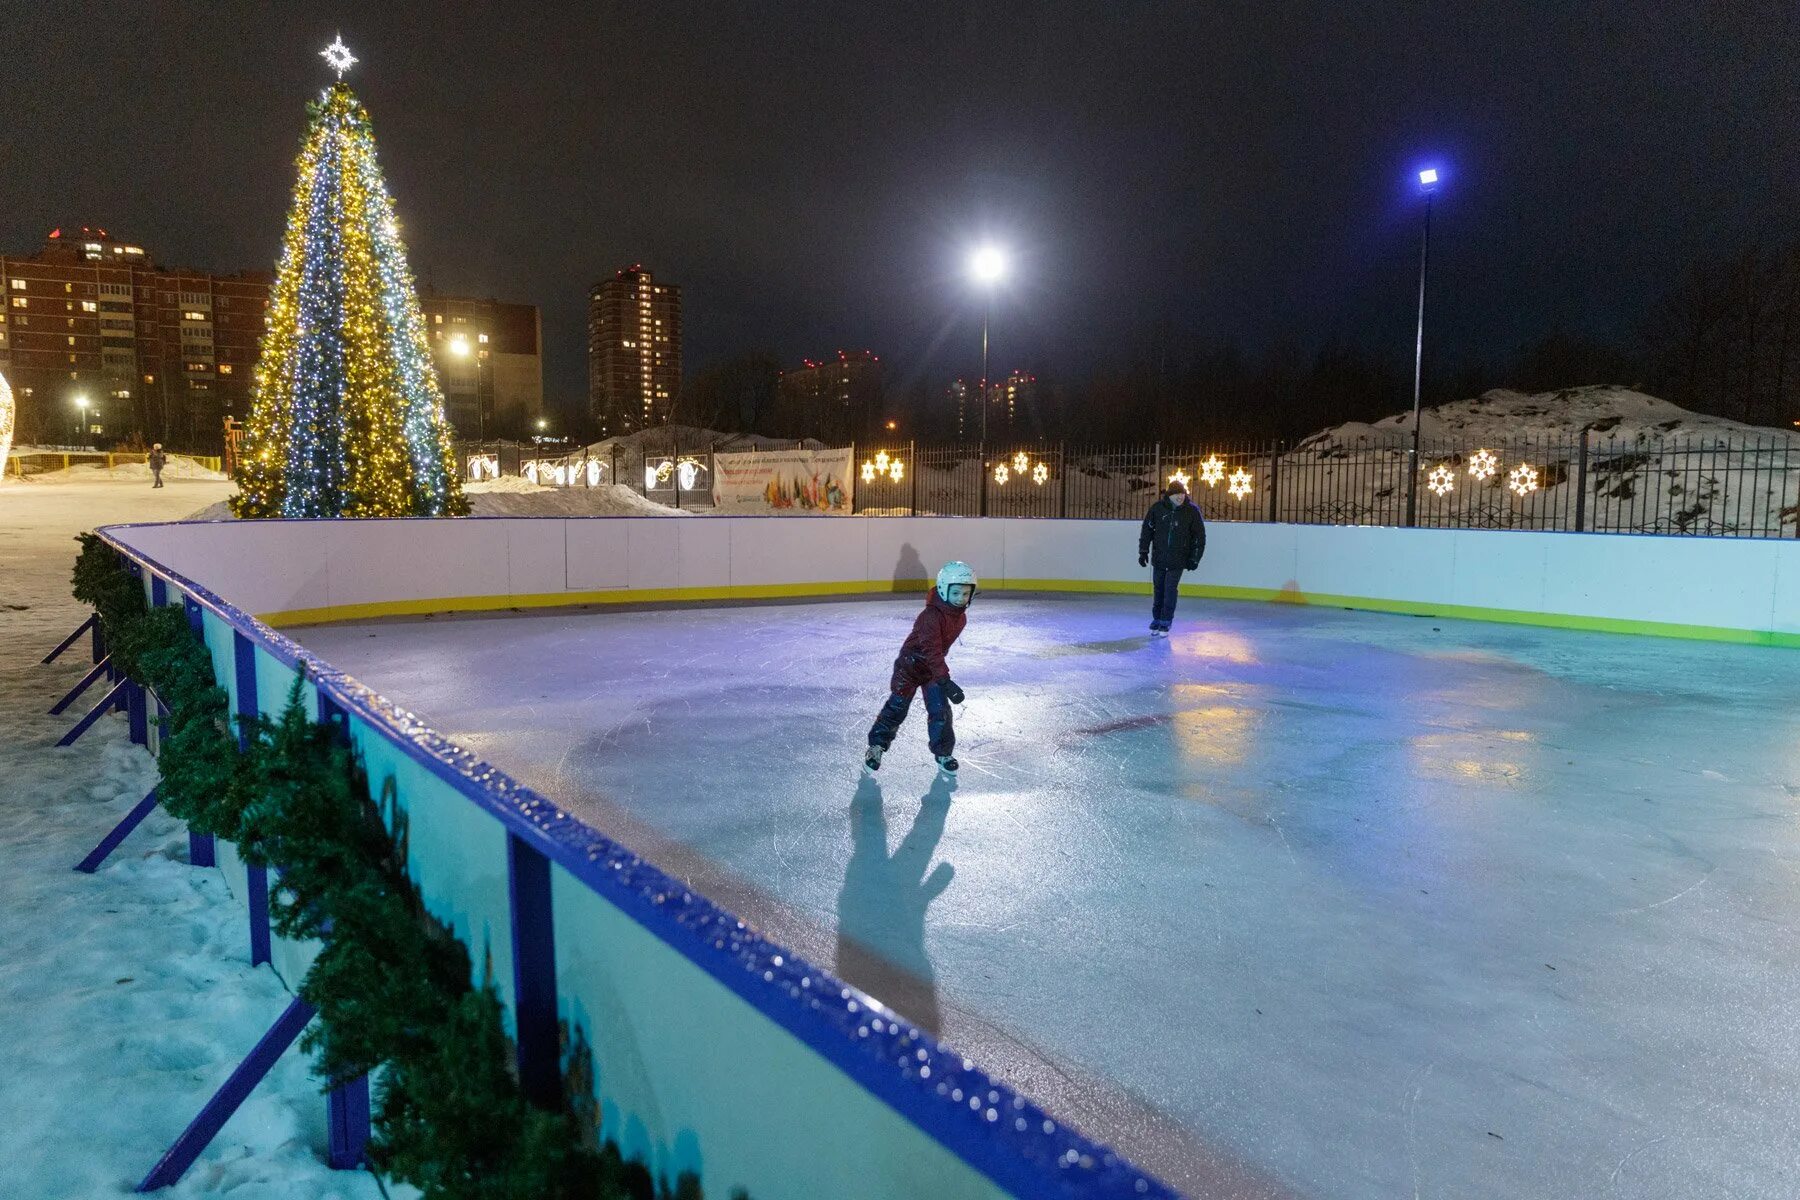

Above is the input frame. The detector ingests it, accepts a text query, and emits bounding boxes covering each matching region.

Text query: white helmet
[935,560,978,607]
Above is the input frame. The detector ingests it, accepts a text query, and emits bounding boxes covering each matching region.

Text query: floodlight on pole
[968,244,1008,445]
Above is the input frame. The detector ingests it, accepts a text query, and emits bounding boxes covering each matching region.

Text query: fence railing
[5,450,225,477]
[845,434,1800,537]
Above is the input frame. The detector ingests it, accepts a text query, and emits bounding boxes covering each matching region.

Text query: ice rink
[298,593,1800,1199]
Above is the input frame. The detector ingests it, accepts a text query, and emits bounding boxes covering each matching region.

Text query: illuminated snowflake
[1507,463,1539,496]
[1167,469,1192,491]
[1228,468,1253,499]
[1426,464,1455,497]
[1012,451,1030,473]
[860,460,876,483]
[1468,448,1499,480]
[993,464,1011,485]
[1199,455,1227,487]
[874,450,890,473]
[888,458,904,482]
[1031,462,1049,485]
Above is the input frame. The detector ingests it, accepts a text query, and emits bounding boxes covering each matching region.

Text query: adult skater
[865,561,975,774]
[1137,478,1205,636]
[147,443,167,489]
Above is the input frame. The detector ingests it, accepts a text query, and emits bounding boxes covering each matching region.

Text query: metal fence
[850,434,1800,537]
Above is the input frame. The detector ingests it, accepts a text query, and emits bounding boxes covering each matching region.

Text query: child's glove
[940,679,966,704]
[1138,552,1148,568]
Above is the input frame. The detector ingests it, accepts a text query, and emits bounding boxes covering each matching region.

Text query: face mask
[1168,494,1182,506]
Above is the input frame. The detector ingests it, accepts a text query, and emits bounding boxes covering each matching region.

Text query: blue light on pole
[1406,164,1441,524]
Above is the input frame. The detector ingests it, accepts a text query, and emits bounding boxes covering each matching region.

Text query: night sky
[9,3,1797,415]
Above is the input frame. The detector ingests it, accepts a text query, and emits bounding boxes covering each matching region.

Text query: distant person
[147,444,167,489]
[1138,478,1205,636]
[865,562,975,774]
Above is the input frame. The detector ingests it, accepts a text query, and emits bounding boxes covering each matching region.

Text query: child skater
[865,561,976,774]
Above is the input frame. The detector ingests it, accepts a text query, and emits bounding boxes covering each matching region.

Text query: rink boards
[95,515,1800,1200]
[111,514,1800,645]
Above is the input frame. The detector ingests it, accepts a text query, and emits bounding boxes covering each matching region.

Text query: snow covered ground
[0,474,385,1198]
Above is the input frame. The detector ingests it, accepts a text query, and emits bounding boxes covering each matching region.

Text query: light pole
[1406,167,1440,526]
[74,394,90,444]
[968,245,1007,445]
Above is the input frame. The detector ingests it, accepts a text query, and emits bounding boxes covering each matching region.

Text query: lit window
[433,314,443,324]
[8,279,24,290]
[478,333,488,344]
[182,310,207,321]
[64,282,73,293]
[219,364,233,375]
[68,336,76,346]
[81,300,97,312]
[145,375,155,383]
[10,297,25,308]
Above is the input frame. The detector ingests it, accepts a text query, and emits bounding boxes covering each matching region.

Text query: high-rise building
[949,370,1034,441]
[420,290,544,438]
[0,226,545,447]
[588,265,681,437]
[0,226,267,448]
[776,350,883,441]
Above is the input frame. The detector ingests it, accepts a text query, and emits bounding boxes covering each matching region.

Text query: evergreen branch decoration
[72,538,736,1200]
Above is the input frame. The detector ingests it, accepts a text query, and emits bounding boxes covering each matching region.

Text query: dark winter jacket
[892,590,968,688]
[147,450,167,472]
[1139,496,1206,570]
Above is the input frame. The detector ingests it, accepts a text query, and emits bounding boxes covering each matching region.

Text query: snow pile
[465,480,692,517]
[184,480,692,521]
[1298,386,1800,449]
[0,475,378,1197]
[1279,387,1800,535]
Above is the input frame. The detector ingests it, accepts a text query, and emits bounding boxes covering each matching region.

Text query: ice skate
[864,745,884,772]
[935,754,959,773]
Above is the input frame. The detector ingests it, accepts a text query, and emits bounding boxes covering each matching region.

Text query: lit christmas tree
[233,38,467,518]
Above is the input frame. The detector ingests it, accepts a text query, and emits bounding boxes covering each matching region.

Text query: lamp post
[968,245,1007,445]
[1406,167,1440,526]
[74,394,90,443]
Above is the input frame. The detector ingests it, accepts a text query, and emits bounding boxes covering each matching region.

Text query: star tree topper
[321,35,358,79]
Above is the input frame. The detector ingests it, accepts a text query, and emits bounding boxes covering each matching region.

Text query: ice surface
[299,594,1800,1199]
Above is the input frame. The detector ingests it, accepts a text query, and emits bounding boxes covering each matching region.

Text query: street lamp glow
[968,245,1007,286]
[75,394,90,410]
[1418,167,1440,188]
[535,418,548,431]
[448,334,471,358]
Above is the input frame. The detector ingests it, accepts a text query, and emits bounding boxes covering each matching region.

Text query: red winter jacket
[891,590,968,690]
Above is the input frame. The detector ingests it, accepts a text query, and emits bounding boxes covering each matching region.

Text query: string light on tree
[1426,463,1455,496]
[1199,455,1227,487]
[1508,463,1540,496]
[1468,448,1499,480]
[1228,468,1254,499]
[232,39,466,519]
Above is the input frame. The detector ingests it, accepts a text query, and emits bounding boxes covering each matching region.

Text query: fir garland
[72,537,736,1200]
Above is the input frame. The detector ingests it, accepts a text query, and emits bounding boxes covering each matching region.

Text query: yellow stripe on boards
[252,576,1800,647]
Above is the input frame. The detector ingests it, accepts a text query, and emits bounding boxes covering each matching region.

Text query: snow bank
[0,475,379,1197]
[24,456,228,482]
[183,480,693,521]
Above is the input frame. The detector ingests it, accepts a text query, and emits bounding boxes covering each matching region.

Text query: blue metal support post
[233,631,270,967]
[183,597,215,868]
[507,832,561,1108]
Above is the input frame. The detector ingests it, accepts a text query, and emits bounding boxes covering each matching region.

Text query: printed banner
[712,447,854,514]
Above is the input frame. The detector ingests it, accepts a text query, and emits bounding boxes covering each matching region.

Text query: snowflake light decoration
[1012,451,1030,473]
[874,450,890,473]
[860,460,876,483]
[1468,448,1499,480]
[888,458,904,483]
[1031,462,1049,485]
[1168,469,1192,491]
[993,463,1011,485]
[1199,455,1227,487]
[320,35,358,79]
[1507,462,1539,496]
[1228,468,1254,499]
[1426,464,1455,497]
